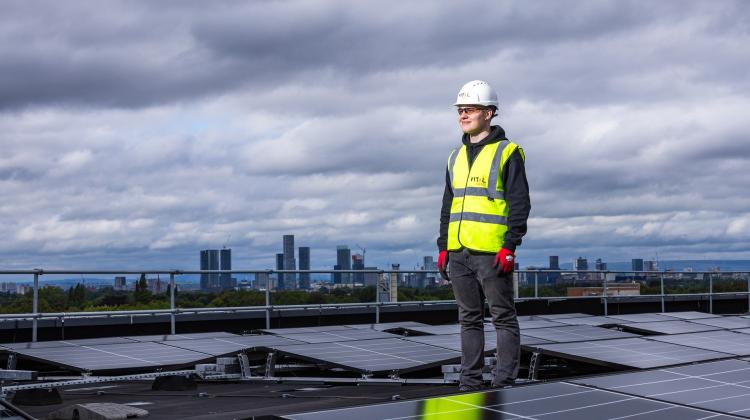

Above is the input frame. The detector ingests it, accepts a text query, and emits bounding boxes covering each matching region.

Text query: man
[437,80,531,391]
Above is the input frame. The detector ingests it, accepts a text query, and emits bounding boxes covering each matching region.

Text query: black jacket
[437,125,531,253]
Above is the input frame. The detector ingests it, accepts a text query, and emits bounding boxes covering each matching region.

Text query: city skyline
[1,2,748,271]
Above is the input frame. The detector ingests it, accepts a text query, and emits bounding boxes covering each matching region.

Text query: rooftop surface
[5,311,750,419]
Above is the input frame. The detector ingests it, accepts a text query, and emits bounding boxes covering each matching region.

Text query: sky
[1,0,749,272]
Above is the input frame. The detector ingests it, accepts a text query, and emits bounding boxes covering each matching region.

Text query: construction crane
[223,234,232,249]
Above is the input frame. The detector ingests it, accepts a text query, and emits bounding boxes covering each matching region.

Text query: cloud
[0,0,748,271]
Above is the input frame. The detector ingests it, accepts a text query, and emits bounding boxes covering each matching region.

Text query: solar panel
[402,332,551,353]
[659,311,721,320]
[618,320,722,335]
[271,329,399,344]
[607,313,676,323]
[283,381,745,419]
[402,324,472,336]
[124,332,240,342]
[647,330,750,356]
[0,337,137,350]
[690,316,750,329]
[259,325,353,334]
[11,341,212,372]
[517,318,565,329]
[160,335,303,356]
[520,325,639,343]
[272,338,461,374]
[554,316,625,327]
[572,359,750,417]
[529,337,732,369]
[345,321,429,331]
[534,313,594,320]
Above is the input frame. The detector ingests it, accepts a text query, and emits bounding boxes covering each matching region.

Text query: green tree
[133,273,152,304]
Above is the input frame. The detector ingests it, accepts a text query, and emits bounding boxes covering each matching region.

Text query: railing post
[709,273,714,314]
[603,271,608,316]
[747,274,750,314]
[265,271,272,330]
[660,273,665,313]
[534,272,538,299]
[375,272,382,324]
[32,270,40,342]
[169,272,176,335]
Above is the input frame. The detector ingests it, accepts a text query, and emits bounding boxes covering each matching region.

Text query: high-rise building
[114,276,127,291]
[595,258,607,271]
[220,248,234,289]
[423,256,437,287]
[391,264,402,286]
[298,246,311,289]
[632,258,644,272]
[200,249,220,290]
[201,249,233,291]
[645,260,658,272]
[336,245,351,284]
[549,256,560,270]
[352,253,364,285]
[364,267,379,287]
[255,272,270,290]
[333,264,342,284]
[275,253,284,290]
[575,257,588,271]
[282,235,296,290]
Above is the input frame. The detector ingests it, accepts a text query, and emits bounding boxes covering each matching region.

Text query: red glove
[494,248,515,274]
[437,250,449,280]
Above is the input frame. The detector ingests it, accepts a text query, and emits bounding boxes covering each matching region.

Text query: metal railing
[0,268,748,342]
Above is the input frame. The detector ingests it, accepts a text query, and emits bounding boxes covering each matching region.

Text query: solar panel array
[11,341,213,372]
[270,329,398,344]
[659,311,721,320]
[534,313,594,320]
[5,311,744,376]
[258,325,354,334]
[345,321,429,331]
[0,332,298,372]
[528,337,732,369]
[0,337,137,350]
[606,313,677,323]
[272,338,462,374]
[520,325,639,343]
[160,335,303,356]
[402,332,551,353]
[124,332,241,342]
[648,330,750,356]
[285,381,745,420]
[690,316,750,329]
[618,320,722,335]
[573,359,750,417]
[554,316,625,327]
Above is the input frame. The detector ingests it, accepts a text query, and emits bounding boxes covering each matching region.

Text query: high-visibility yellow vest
[447,140,524,253]
[421,391,485,419]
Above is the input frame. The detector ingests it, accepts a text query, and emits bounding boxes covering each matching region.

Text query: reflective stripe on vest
[421,391,485,419]
[447,140,523,253]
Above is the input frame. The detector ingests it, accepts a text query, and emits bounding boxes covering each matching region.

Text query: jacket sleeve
[501,149,531,252]
[437,168,452,251]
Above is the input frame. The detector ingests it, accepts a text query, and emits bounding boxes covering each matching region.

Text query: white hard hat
[454,80,498,108]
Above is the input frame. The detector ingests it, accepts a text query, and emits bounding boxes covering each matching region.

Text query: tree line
[0,282,455,314]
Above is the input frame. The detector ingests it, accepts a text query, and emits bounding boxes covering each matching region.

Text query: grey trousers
[449,249,520,388]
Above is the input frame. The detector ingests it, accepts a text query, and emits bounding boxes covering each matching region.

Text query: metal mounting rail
[0,369,195,395]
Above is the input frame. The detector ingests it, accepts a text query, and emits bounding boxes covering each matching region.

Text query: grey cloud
[2,1,746,110]
[1,1,750,270]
